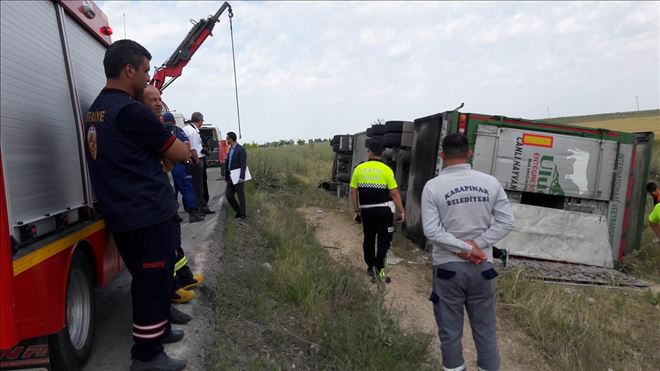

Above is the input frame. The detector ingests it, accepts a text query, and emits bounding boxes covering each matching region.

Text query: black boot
[189,212,204,223]
[161,329,184,344]
[169,306,192,325]
[131,352,187,371]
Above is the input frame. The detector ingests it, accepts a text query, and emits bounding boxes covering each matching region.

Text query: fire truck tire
[49,251,95,371]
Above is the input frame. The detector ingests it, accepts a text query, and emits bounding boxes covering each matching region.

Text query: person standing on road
[85,40,189,371]
[422,133,515,371]
[350,141,405,283]
[224,131,248,218]
[183,112,214,215]
[139,87,205,307]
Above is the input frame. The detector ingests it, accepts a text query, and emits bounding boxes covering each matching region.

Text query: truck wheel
[49,251,95,371]
[336,173,351,183]
[371,124,385,135]
[384,133,402,148]
[385,121,404,133]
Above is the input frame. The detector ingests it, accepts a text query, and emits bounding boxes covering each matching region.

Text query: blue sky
[98,1,659,144]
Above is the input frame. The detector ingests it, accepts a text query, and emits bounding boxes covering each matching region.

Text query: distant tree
[373,118,385,125]
[297,139,306,145]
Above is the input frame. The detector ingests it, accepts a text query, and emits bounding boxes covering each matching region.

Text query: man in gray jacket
[422,133,515,371]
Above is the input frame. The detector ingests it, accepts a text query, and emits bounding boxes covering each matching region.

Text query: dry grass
[571,115,660,136]
[498,270,660,371]
[550,109,660,136]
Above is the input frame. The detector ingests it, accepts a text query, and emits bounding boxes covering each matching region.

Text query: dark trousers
[202,157,209,204]
[191,160,207,210]
[172,221,193,291]
[361,207,393,271]
[112,216,177,361]
[225,180,246,216]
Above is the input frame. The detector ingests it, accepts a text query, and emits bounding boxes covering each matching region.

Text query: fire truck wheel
[49,251,95,371]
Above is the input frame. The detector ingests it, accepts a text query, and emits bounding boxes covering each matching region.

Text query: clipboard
[230,167,251,185]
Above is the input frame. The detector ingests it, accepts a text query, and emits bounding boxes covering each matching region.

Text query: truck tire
[370,135,384,144]
[49,251,95,371]
[336,173,351,183]
[384,133,402,148]
[337,153,352,163]
[385,121,404,133]
[371,124,385,135]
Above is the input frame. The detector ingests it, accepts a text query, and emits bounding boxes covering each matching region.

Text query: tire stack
[365,124,385,149]
[330,135,354,194]
[382,121,414,205]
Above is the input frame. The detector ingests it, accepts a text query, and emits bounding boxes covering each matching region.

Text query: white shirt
[182,124,204,158]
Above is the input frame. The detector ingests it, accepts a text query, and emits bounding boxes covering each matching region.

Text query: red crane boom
[151,1,233,91]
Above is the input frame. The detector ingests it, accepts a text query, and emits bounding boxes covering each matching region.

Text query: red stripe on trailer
[0,154,19,349]
[619,146,637,260]
[469,114,603,135]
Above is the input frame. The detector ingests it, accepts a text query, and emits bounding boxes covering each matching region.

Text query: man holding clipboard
[225,131,249,218]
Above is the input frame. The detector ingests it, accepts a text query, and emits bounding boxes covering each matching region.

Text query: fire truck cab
[1,1,121,370]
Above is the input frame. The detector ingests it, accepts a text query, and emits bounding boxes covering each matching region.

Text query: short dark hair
[103,39,152,79]
[226,132,237,141]
[367,140,384,156]
[442,133,469,159]
[648,182,658,193]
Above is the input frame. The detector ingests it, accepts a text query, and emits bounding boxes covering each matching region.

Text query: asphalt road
[83,173,227,371]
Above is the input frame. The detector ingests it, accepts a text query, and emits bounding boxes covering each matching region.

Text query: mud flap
[0,336,50,370]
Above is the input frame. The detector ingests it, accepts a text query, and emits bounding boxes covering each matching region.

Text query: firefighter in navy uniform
[84,40,189,371]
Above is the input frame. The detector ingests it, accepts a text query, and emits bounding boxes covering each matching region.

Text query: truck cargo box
[404,111,654,267]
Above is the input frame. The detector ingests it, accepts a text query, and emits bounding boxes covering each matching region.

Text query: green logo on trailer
[537,155,565,196]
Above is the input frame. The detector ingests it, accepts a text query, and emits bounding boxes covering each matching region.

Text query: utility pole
[546,106,550,118]
[635,96,640,111]
[123,13,127,39]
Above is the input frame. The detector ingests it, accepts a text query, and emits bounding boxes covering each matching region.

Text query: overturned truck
[330,111,654,269]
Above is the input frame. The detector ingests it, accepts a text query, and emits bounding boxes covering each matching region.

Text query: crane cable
[228,11,242,139]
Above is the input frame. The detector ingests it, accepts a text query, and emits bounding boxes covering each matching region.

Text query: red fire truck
[0,1,118,370]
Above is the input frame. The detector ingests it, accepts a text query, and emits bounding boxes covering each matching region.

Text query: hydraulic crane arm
[151,1,233,91]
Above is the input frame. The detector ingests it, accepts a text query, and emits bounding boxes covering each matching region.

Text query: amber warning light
[100,26,113,36]
[458,114,467,134]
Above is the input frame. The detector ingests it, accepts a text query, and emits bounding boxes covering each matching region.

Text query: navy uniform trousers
[112,216,177,361]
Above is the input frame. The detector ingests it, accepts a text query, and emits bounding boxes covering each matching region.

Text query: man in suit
[225,131,247,218]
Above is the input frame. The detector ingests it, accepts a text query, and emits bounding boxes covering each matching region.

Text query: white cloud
[97,1,660,143]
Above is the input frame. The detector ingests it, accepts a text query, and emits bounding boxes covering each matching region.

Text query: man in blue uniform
[161,112,201,223]
[85,39,189,371]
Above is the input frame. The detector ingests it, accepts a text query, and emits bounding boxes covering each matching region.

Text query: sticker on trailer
[472,125,617,200]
